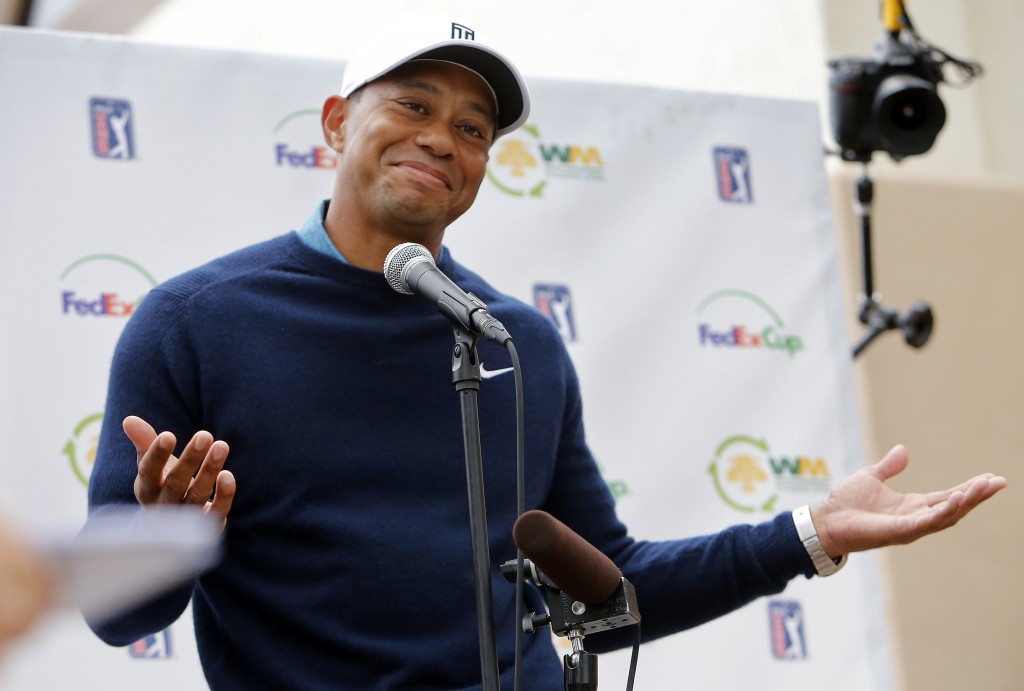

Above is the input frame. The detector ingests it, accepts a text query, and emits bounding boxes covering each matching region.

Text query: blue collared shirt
[297,200,447,265]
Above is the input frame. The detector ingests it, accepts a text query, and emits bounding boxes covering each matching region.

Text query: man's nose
[414,118,457,158]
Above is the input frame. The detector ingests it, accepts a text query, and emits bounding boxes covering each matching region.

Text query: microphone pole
[383,243,508,690]
[452,324,501,691]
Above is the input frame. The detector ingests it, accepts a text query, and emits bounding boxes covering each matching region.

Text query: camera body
[829,35,946,162]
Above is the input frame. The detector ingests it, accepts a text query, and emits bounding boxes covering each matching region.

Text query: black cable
[625,624,641,691]
[508,340,526,691]
[895,1,983,86]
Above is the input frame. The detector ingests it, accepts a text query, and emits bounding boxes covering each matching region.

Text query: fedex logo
[59,254,156,318]
[275,144,337,169]
[61,291,137,317]
[272,110,338,171]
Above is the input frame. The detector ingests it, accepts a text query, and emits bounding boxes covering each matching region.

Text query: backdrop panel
[0,27,891,690]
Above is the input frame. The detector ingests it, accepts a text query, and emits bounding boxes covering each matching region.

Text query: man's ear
[321,95,348,153]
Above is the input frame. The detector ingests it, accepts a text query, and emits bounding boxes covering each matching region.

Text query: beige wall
[829,169,1024,690]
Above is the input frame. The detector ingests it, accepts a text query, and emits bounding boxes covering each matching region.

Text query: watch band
[792,505,847,577]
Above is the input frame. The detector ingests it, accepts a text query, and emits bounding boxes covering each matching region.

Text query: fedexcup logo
[708,435,831,513]
[60,255,156,318]
[63,412,103,487]
[273,110,337,170]
[487,124,605,198]
[696,289,804,357]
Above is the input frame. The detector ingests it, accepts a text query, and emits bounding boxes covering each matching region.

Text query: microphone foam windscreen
[512,510,621,604]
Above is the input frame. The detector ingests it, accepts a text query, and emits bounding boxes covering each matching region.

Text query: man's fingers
[182,441,230,505]
[123,416,158,462]
[159,431,214,502]
[870,444,909,482]
[133,431,176,505]
[207,470,236,523]
[125,418,237,510]
[922,474,1004,509]
[911,476,1006,539]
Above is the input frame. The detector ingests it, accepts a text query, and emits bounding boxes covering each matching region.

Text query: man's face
[330,60,496,236]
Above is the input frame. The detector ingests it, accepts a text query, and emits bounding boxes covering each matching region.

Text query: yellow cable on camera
[881,0,906,33]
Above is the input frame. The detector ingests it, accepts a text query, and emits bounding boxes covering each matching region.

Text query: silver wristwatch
[792,505,847,577]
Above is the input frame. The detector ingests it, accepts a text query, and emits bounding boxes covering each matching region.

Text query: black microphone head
[513,510,622,604]
[383,242,434,295]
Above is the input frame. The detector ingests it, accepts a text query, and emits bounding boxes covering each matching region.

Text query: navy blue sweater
[87,230,813,690]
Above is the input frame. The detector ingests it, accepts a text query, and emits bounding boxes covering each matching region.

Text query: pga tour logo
[90,98,135,160]
[768,600,806,660]
[713,146,752,203]
[129,630,172,659]
[533,284,577,342]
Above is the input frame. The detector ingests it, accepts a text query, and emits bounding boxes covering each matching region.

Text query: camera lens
[890,95,928,130]
[873,74,946,156]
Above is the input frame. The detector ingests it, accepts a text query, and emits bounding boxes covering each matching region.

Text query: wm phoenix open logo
[708,435,831,513]
[64,412,104,487]
[487,124,605,198]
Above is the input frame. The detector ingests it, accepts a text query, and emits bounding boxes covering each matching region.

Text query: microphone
[512,510,622,605]
[383,243,512,345]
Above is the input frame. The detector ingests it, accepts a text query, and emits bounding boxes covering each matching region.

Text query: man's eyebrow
[398,78,442,95]
[396,79,496,125]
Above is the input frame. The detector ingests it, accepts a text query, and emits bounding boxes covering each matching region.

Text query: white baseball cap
[340,17,530,138]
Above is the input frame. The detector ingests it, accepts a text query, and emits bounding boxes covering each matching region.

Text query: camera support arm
[850,163,934,358]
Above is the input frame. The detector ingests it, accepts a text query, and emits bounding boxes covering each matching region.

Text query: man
[86,17,1006,690]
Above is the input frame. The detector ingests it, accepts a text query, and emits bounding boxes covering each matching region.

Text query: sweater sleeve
[540,353,816,652]
[85,287,203,645]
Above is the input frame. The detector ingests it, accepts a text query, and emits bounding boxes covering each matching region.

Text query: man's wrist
[793,505,847,577]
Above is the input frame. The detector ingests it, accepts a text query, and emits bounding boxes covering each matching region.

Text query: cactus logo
[60,254,156,318]
[273,109,337,170]
[708,435,832,513]
[64,412,103,487]
[696,289,805,357]
[486,124,605,198]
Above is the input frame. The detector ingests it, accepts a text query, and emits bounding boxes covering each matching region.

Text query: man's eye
[401,102,426,113]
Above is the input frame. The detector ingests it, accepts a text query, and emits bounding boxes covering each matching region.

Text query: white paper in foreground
[35,507,222,623]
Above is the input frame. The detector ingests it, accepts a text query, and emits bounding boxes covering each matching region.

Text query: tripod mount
[848,162,934,358]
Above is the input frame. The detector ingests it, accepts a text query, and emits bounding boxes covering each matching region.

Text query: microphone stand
[452,325,501,691]
[564,628,599,691]
[500,559,642,691]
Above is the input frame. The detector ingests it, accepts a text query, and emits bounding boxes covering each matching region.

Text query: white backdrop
[0,27,891,690]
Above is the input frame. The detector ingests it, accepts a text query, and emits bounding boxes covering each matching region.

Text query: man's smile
[395,160,452,190]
